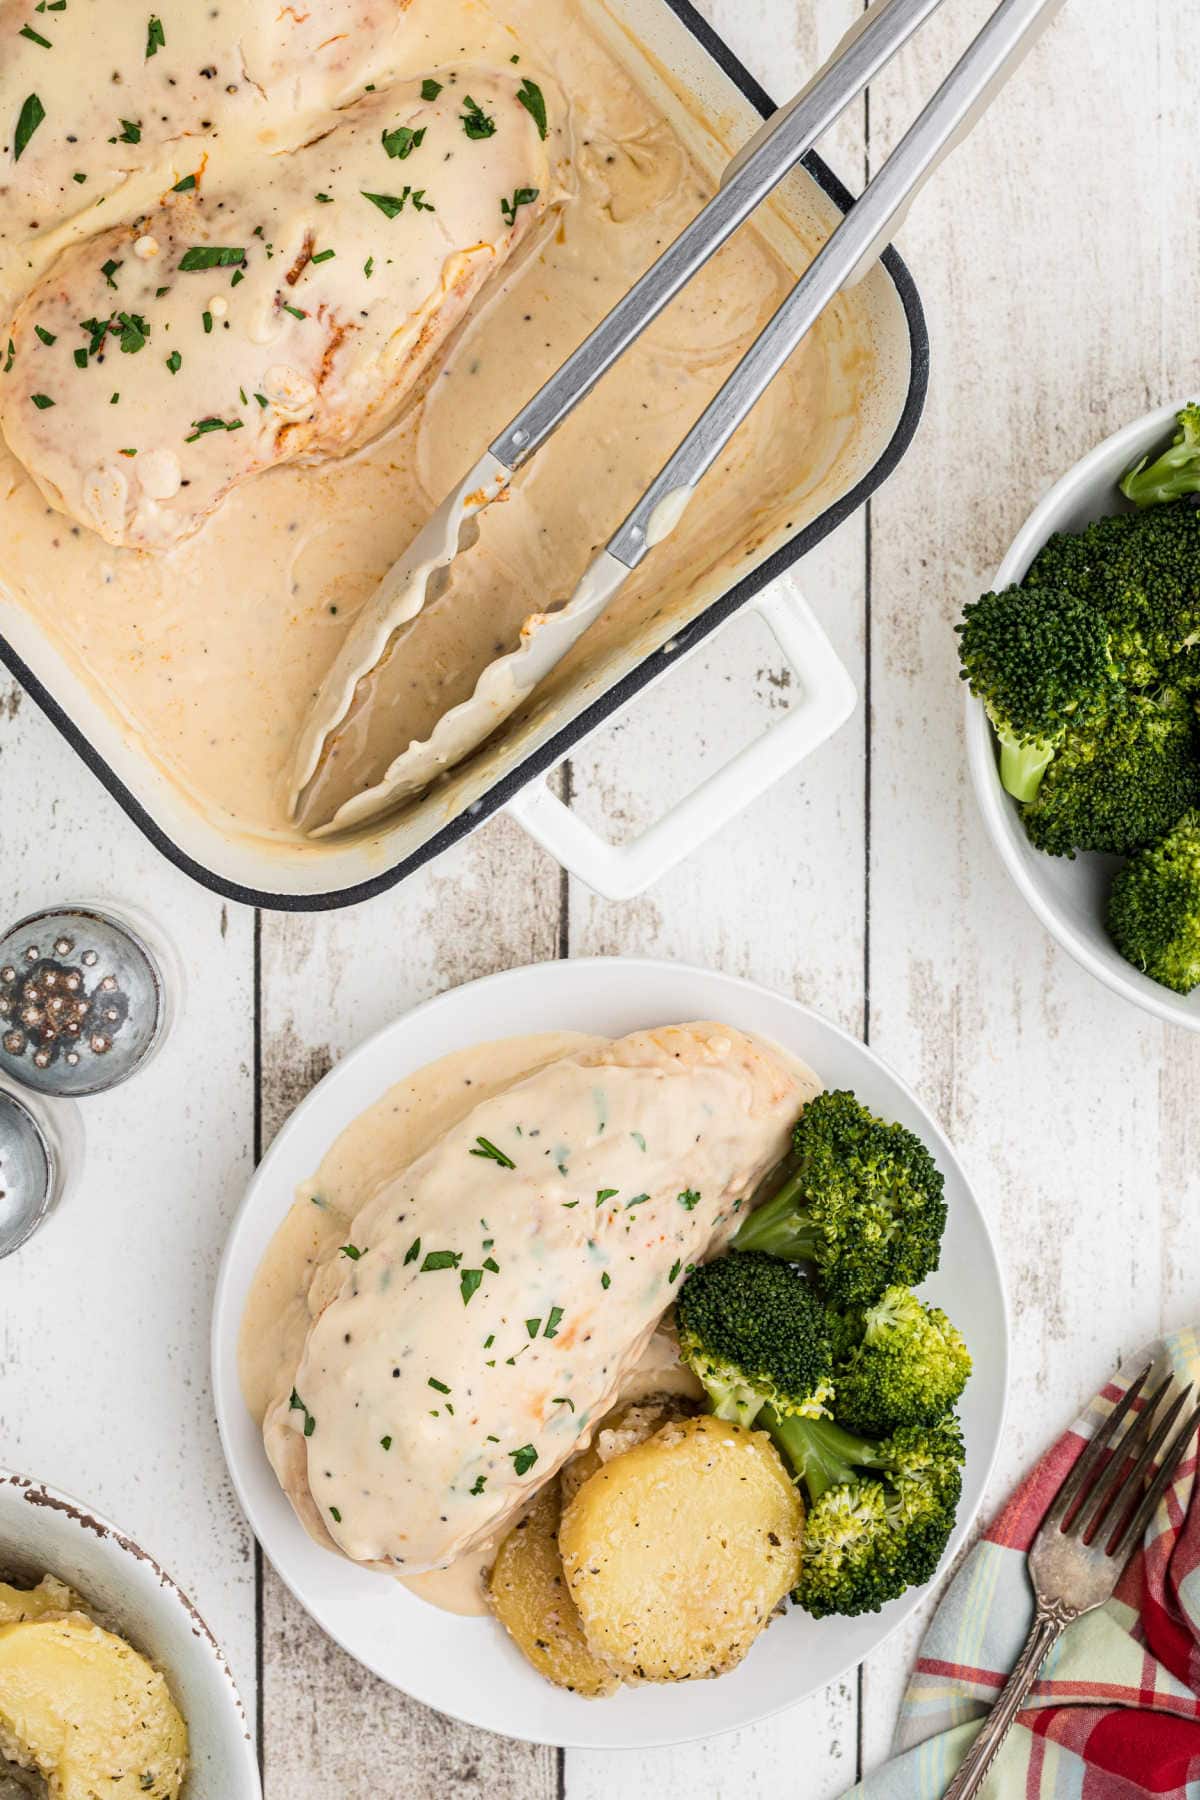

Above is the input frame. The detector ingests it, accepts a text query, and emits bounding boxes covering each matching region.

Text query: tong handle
[488,0,945,473]
[607,0,1064,571]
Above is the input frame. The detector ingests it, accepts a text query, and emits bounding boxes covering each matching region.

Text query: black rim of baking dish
[0,0,930,913]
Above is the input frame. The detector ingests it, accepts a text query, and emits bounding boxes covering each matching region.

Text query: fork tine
[1042,1365,1151,1535]
[1108,1396,1200,1561]
[1075,1373,1175,1541]
[1086,1383,1191,1546]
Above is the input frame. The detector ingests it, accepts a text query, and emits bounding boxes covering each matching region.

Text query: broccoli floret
[1019,690,1200,858]
[833,1286,971,1436]
[956,585,1118,802]
[1102,503,1200,683]
[732,1091,947,1310]
[1107,810,1200,994]
[675,1252,873,1498]
[1120,403,1200,508]
[1024,512,1140,607]
[674,1250,834,1428]
[790,1417,965,1620]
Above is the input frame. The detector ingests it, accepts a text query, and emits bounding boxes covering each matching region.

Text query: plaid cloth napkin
[854,1329,1200,1798]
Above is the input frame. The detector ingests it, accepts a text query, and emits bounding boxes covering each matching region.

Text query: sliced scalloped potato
[488,1479,619,1699]
[559,1413,804,1684]
[0,1613,188,1800]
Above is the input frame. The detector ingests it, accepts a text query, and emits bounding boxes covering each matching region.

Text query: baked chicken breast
[0,69,555,548]
[261,1023,816,1575]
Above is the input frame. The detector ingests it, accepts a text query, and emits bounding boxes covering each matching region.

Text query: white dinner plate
[212,958,1009,1749]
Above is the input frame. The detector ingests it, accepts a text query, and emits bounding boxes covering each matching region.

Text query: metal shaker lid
[0,1087,55,1259]
[0,907,165,1098]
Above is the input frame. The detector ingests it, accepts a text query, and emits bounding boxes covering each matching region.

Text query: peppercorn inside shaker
[0,1086,58,1259]
[0,907,166,1098]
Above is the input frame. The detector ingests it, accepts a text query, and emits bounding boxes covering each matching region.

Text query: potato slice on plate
[559,1413,804,1683]
[489,1479,619,1699]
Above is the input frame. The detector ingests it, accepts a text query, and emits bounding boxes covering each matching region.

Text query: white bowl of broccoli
[964,398,1200,1030]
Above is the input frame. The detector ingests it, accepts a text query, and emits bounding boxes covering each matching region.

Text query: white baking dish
[0,0,926,909]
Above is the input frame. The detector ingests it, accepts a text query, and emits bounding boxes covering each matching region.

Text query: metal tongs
[291,0,1064,835]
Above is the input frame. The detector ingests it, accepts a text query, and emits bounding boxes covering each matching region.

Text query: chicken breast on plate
[0,0,411,244]
[0,70,556,549]
[263,1023,816,1575]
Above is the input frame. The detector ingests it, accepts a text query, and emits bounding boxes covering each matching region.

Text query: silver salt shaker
[0,905,169,1099]
[0,1085,67,1259]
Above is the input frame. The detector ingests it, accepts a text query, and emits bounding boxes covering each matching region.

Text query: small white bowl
[0,1471,261,1799]
[965,399,1200,1031]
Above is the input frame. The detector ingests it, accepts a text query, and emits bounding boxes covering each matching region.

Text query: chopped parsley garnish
[483,1256,500,1274]
[484,1334,495,1349]
[500,186,539,228]
[230,268,244,287]
[562,1200,579,1209]
[289,1388,316,1437]
[509,1444,538,1477]
[625,1193,649,1210]
[421,77,443,101]
[677,1189,701,1210]
[165,349,181,373]
[420,1249,462,1271]
[19,25,51,48]
[631,1131,647,1152]
[428,1376,451,1394]
[115,311,148,353]
[470,1135,515,1169]
[517,78,548,139]
[669,1259,682,1283]
[382,123,425,160]
[3,339,13,373]
[202,310,213,333]
[311,247,336,264]
[72,171,86,182]
[30,393,54,408]
[315,192,333,203]
[329,1506,341,1523]
[145,14,164,56]
[33,325,55,346]
[184,415,243,441]
[363,255,374,278]
[601,1271,611,1290]
[172,173,196,192]
[380,1435,392,1451]
[362,186,434,218]
[179,245,244,270]
[470,1474,487,1495]
[117,118,142,144]
[281,302,306,320]
[100,259,121,288]
[254,391,268,406]
[596,1188,617,1207]
[73,347,87,368]
[14,94,45,162]
[460,96,496,140]
[460,1267,483,1305]
[553,1396,575,1411]
[544,1306,564,1339]
[339,1243,363,1260]
[404,1237,421,1265]
[525,1317,541,1339]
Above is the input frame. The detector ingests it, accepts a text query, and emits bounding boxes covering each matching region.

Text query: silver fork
[944,1365,1200,1799]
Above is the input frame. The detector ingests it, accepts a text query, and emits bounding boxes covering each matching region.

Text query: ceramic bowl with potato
[0,1471,260,1799]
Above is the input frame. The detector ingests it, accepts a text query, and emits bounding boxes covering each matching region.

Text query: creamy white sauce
[0,0,868,847]
[238,1024,820,1609]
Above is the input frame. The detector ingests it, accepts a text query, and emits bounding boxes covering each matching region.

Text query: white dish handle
[505,578,856,900]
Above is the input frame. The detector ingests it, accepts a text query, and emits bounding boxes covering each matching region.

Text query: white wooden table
[3,2,1199,1793]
